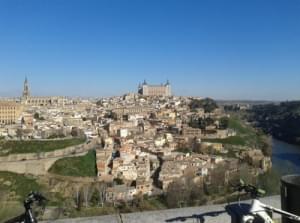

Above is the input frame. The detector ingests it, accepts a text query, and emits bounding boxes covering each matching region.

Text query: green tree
[34,112,40,119]
[249,101,300,146]
[113,178,124,185]
[166,172,205,208]
[219,117,229,129]
[189,98,218,113]
[257,169,280,196]
[189,117,215,130]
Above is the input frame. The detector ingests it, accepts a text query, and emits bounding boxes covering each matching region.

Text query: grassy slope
[0,138,86,156]
[0,171,66,222]
[0,171,42,222]
[48,150,97,177]
[0,202,24,223]
[0,171,42,201]
[257,169,281,196]
[203,116,262,147]
[202,136,246,146]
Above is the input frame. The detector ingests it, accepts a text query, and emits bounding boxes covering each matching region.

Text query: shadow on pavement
[165,210,226,223]
[225,203,251,223]
[165,203,252,223]
[4,214,25,223]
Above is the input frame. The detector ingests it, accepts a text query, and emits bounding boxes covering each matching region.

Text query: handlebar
[230,180,300,222]
[231,179,266,198]
[24,191,48,210]
[5,192,48,223]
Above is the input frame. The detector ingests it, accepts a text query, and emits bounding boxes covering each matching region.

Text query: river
[272,138,300,175]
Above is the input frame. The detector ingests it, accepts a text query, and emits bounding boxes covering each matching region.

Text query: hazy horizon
[0,75,298,102]
[0,79,291,102]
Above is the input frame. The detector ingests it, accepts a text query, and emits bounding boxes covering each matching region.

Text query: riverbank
[253,138,300,197]
[248,101,300,146]
[272,138,300,175]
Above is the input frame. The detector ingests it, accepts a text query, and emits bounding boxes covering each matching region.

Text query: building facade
[0,101,22,125]
[112,105,154,119]
[138,80,171,96]
[21,77,67,106]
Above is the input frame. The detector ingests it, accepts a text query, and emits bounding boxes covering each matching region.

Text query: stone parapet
[41,196,281,223]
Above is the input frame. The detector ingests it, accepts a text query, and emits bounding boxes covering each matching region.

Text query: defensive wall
[0,140,97,175]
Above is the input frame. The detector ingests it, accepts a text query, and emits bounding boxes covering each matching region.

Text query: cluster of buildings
[0,78,89,139]
[92,88,271,203]
[0,78,272,204]
[0,78,67,127]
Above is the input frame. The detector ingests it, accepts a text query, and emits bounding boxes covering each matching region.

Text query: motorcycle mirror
[239,179,245,186]
[258,189,266,196]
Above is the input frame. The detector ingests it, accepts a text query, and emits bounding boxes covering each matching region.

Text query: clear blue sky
[0,0,299,100]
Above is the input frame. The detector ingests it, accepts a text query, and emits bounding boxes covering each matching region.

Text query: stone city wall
[0,140,97,175]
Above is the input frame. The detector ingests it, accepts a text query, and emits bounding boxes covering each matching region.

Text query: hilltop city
[0,78,272,218]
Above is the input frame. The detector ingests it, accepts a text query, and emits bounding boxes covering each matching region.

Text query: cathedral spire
[23,76,30,98]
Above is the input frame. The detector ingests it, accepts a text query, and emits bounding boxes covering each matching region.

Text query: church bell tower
[22,77,30,98]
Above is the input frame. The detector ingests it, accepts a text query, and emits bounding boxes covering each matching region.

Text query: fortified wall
[0,140,97,175]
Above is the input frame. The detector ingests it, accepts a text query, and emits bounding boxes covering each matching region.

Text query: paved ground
[42,196,281,223]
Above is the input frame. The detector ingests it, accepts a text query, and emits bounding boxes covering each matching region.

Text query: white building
[138,80,172,96]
